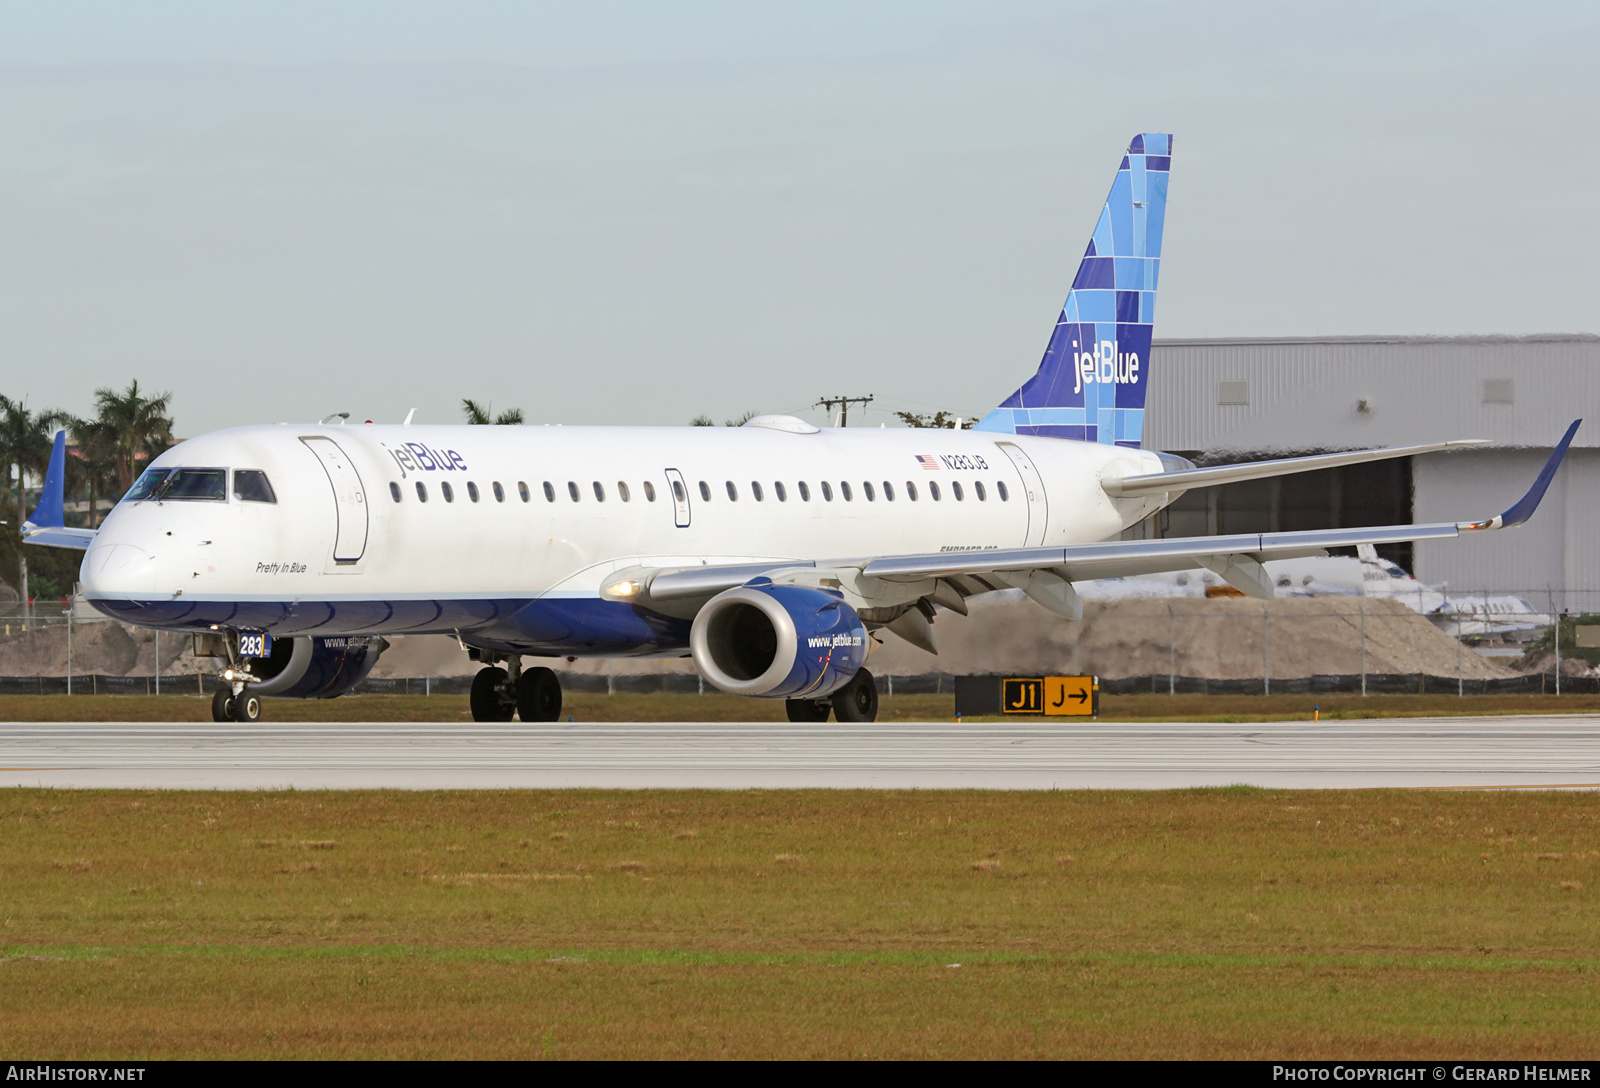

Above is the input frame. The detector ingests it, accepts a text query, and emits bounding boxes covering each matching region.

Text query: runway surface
[2,716,1600,790]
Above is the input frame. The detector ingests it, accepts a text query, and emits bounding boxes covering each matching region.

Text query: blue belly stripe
[87,596,693,657]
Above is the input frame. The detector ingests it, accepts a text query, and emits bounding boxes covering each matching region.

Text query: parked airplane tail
[974,132,1171,447]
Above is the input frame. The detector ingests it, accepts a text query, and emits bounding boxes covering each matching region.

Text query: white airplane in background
[22,133,1579,723]
[1076,545,1553,637]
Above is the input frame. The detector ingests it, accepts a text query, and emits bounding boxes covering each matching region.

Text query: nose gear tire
[230,691,262,723]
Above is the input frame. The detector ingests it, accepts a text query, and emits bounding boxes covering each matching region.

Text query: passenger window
[699,481,711,501]
[415,481,429,502]
[644,481,657,502]
[161,468,227,501]
[774,481,787,502]
[798,481,810,502]
[593,481,606,502]
[493,481,505,503]
[517,481,529,502]
[123,468,171,502]
[952,481,964,501]
[840,482,852,502]
[997,481,1009,501]
[726,481,738,501]
[929,481,941,501]
[467,482,480,503]
[751,481,763,502]
[821,481,833,502]
[390,482,402,503]
[975,481,987,501]
[618,481,631,502]
[441,481,455,503]
[906,481,918,502]
[672,480,686,503]
[233,469,277,503]
[568,481,580,502]
[883,481,895,501]
[863,481,875,502]
[543,481,555,502]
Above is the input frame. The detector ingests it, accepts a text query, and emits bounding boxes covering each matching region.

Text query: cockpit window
[157,468,227,502]
[233,470,277,504]
[123,468,171,502]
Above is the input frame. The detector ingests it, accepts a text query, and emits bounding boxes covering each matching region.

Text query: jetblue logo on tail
[973,132,1171,449]
[1073,339,1141,394]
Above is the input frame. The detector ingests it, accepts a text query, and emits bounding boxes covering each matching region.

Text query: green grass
[1,788,1598,1057]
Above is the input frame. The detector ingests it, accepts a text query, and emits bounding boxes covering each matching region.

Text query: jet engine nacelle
[690,583,868,699]
[247,635,388,699]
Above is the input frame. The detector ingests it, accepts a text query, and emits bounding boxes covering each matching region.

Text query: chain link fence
[0,594,1594,697]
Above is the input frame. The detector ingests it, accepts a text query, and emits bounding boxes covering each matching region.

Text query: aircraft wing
[20,430,96,552]
[1100,438,1488,496]
[610,420,1580,622]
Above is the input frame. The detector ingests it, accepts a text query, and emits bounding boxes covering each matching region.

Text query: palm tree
[68,415,120,529]
[0,395,70,612]
[94,380,175,490]
[462,399,524,425]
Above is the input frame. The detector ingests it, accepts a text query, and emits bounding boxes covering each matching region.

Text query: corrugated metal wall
[1142,335,1600,600]
[1145,335,1599,452]
[1414,448,1600,607]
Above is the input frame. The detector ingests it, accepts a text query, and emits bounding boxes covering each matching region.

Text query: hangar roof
[1144,334,1600,452]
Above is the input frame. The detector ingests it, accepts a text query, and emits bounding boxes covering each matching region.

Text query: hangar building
[1133,334,1600,610]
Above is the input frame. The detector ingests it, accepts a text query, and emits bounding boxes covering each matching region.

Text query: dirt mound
[863,596,1518,680]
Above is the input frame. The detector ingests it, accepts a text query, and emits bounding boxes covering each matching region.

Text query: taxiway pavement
[2,716,1599,790]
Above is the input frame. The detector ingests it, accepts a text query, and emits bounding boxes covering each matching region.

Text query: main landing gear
[469,654,564,722]
[785,667,879,723]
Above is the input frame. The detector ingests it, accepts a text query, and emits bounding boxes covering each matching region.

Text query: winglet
[24,429,68,531]
[1460,419,1581,531]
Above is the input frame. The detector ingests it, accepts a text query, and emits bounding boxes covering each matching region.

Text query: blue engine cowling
[247,635,388,699]
[689,583,868,699]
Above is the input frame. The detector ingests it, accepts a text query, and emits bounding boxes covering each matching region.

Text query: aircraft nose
[81,541,157,597]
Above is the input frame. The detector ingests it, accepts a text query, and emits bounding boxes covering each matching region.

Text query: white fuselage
[79,422,1170,653]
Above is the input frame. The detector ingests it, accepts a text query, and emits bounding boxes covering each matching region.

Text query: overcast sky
[1,1,1595,435]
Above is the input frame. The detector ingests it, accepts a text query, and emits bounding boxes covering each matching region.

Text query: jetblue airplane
[23,133,1579,724]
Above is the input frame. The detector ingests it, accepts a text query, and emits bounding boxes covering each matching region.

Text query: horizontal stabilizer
[1101,438,1487,497]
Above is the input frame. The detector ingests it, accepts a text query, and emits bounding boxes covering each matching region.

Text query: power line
[813,394,874,428]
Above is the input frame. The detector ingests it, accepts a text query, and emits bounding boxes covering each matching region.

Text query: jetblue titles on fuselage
[385,441,469,479]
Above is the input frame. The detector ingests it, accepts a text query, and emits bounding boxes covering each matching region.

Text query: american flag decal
[915,455,939,470]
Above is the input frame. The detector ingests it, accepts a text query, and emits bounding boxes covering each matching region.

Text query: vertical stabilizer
[974,133,1171,447]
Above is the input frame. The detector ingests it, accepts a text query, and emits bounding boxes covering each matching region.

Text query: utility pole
[814,394,874,428]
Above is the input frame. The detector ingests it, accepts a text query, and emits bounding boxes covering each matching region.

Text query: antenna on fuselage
[320,412,350,425]
[403,409,417,426]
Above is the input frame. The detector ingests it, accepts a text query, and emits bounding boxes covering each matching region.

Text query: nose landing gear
[202,630,266,723]
[468,654,564,722]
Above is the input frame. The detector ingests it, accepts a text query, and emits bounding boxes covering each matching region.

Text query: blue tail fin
[973,132,1171,447]
[25,429,68,529]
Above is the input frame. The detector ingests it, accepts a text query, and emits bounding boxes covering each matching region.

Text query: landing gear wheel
[211,688,234,722]
[830,668,879,723]
[786,698,832,722]
[470,666,516,722]
[515,667,563,722]
[230,690,262,723]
